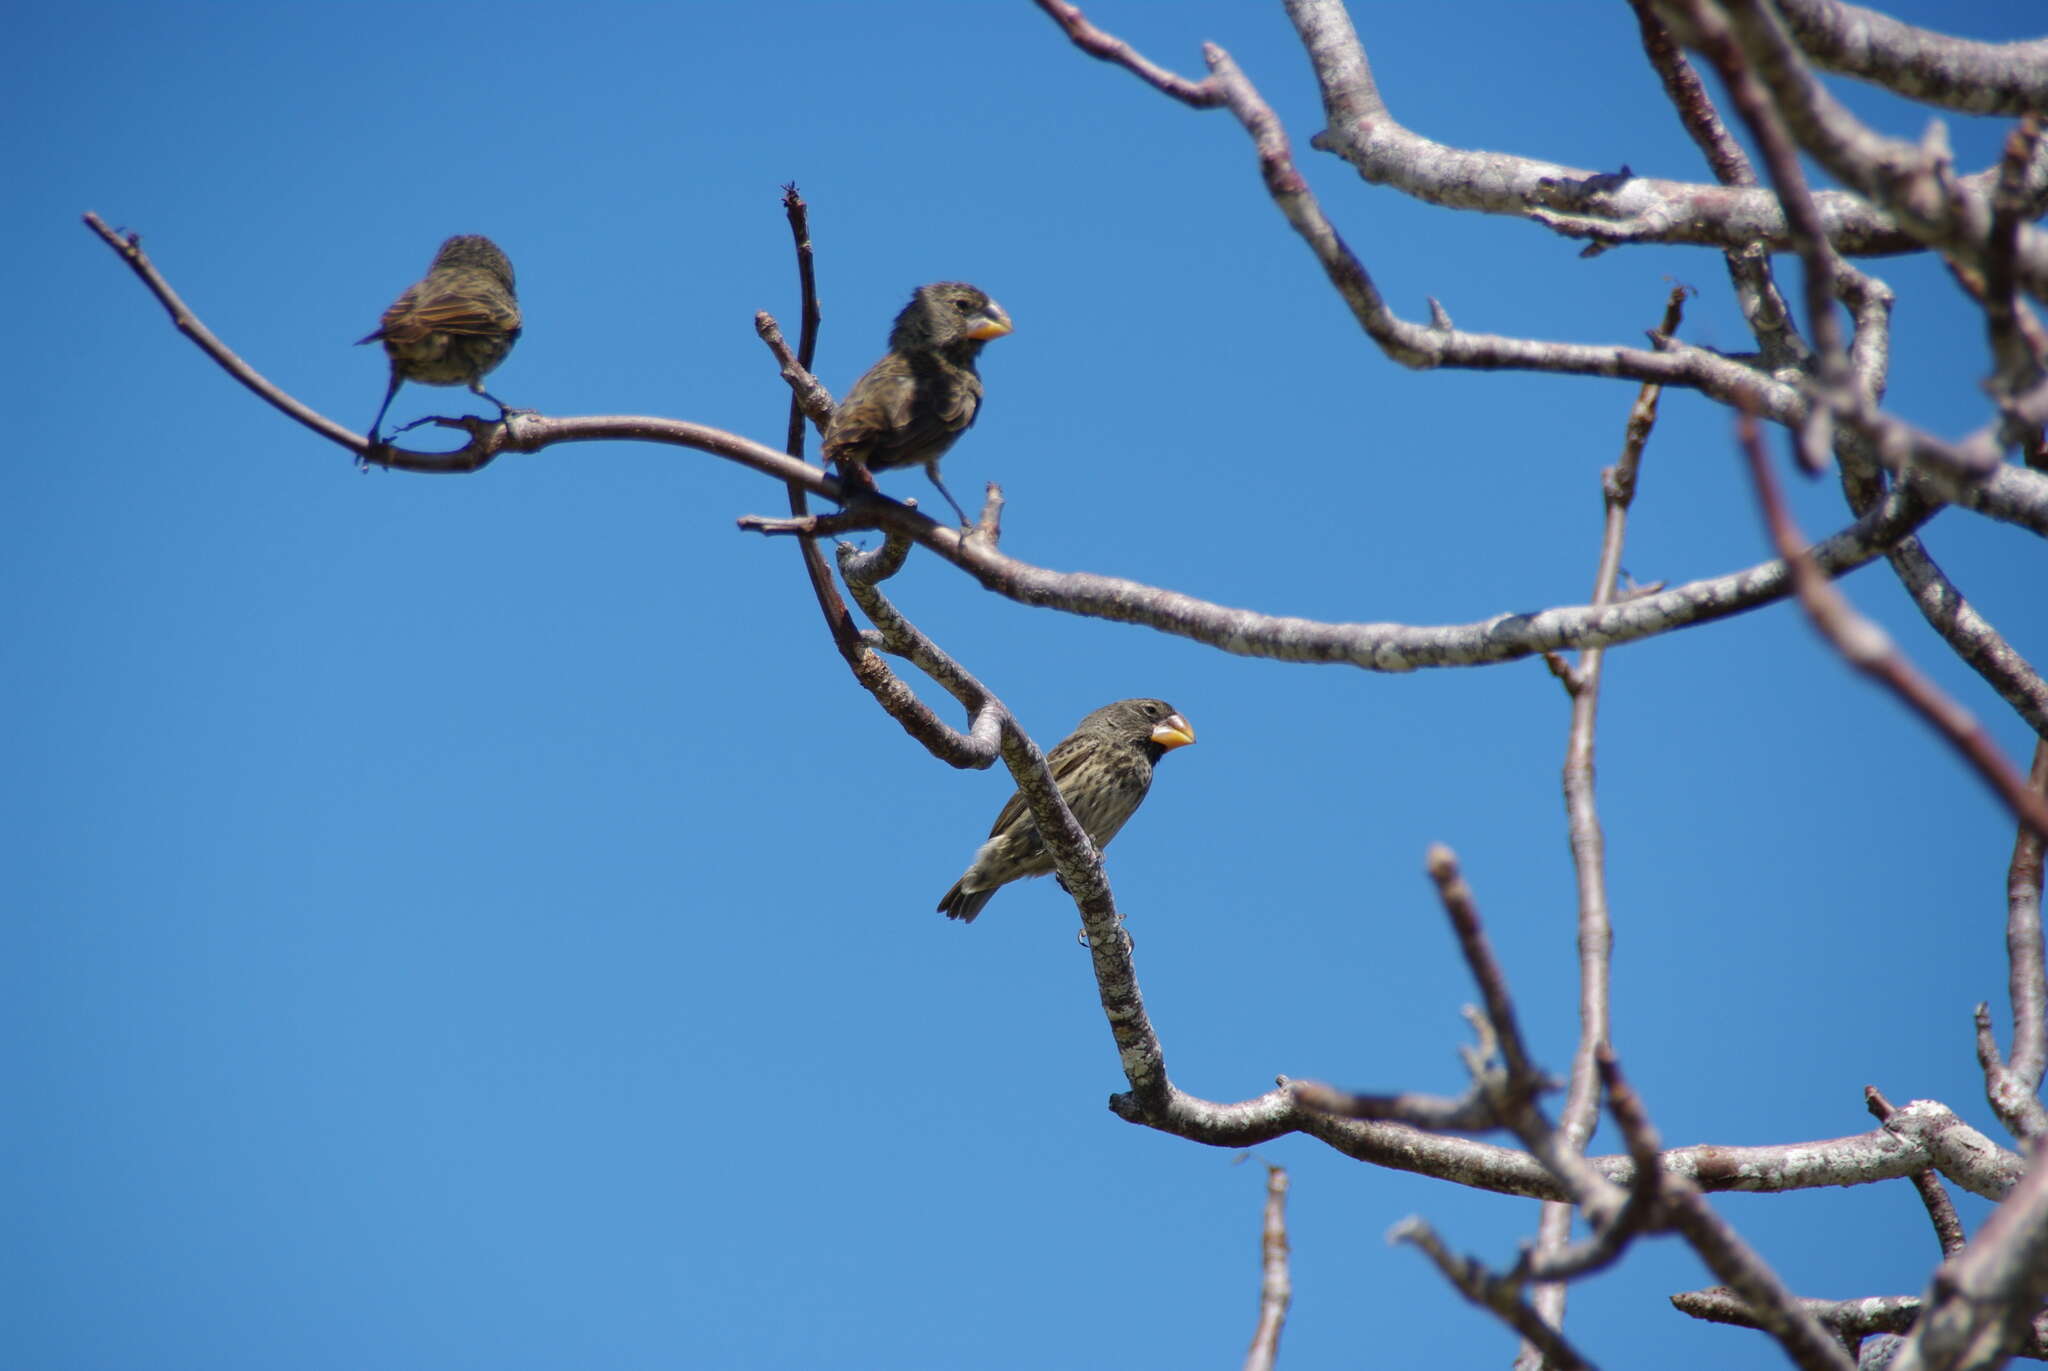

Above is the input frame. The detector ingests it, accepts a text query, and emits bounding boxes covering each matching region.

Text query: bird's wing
[827,356,980,465]
[982,733,1096,840]
[356,283,417,345]
[375,283,522,346]
[825,358,918,458]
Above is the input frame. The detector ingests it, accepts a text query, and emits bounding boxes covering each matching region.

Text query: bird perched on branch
[938,699,1196,923]
[358,234,522,446]
[822,281,1012,524]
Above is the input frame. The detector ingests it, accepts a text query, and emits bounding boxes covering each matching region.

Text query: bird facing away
[821,281,1013,525]
[937,699,1196,923]
[357,234,522,445]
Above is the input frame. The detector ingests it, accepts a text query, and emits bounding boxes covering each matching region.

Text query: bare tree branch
[1770,0,2048,116]
[1870,520,2048,736]
[1888,1139,2048,1371]
[755,187,913,778]
[1963,462,2048,538]
[1243,1164,1291,1371]
[1314,828,1851,1370]
[1828,377,2048,741]
[1667,0,1853,449]
[1741,414,2048,840]
[1519,1049,1666,1284]
[1670,1287,2048,1360]
[1032,0,1222,105]
[1284,0,2018,257]
[80,7,2048,1363]
[1628,0,1813,372]
[102,207,2040,716]
[1160,1082,2027,1202]
[1525,290,1683,1362]
[1978,117,2048,441]
[1631,0,1760,190]
[756,311,835,434]
[1290,1007,1516,1131]
[833,535,1008,768]
[1977,742,2048,1139]
[2008,742,2048,1091]
[826,543,1176,1108]
[1660,0,2048,305]
[1868,1086,1969,1258]
[1403,850,1627,1217]
[1391,1217,1602,1371]
[1660,1171,1860,1370]
[1028,8,2029,500]
[84,212,382,460]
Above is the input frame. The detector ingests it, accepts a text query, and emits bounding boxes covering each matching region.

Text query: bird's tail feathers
[937,881,994,923]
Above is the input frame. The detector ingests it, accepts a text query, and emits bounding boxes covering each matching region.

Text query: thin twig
[1625,0,1808,373]
[1977,740,2048,1140]
[1520,1049,1665,1284]
[1739,414,2048,842]
[84,212,385,460]
[1832,427,2048,741]
[1866,1086,1967,1257]
[1667,0,1847,473]
[1983,117,2048,469]
[761,187,899,755]
[1390,1219,1602,1371]
[1290,1075,1505,1132]
[2008,742,2048,1090]
[756,310,836,433]
[1666,1286,2048,1359]
[1426,847,1540,1088]
[1659,1172,1858,1371]
[1243,1165,1292,1371]
[1033,0,1222,105]
[1422,848,1621,1218]
[831,536,1007,768]
[1525,297,1682,1361]
[1886,1138,2048,1370]
[1629,0,1755,187]
[1293,1008,1511,1131]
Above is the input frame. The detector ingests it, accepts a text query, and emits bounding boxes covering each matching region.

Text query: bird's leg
[365,370,403,448]
[926,463,971,526]
[471,382,529,421]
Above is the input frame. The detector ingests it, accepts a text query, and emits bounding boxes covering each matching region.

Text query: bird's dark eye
[1144,704,1161,716]
[953,298,975,313]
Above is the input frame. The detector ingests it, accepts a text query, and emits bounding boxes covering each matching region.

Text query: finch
[358,234,522,445]
[938,699,1196,923]
[822,281,1012,525]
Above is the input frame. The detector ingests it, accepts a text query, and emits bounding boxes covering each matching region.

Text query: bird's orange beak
[965,305,1014,341]
[1151,713,1196,750]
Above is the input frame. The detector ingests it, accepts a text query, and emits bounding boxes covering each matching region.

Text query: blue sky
[10,2,2044,1367]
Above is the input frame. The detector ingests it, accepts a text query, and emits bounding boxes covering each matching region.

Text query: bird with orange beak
[938,699,1196,923]
[823,281,1013,525]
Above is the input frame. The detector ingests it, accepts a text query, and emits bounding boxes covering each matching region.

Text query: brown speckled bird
[822,281,1012,524]
[937,699,1196,923]
[357,234,522,445]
